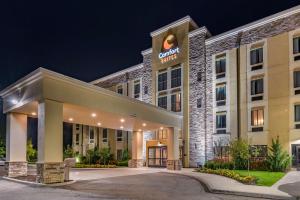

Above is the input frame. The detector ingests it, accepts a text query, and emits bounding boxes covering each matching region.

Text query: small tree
[230,139,250,170]
[0,137,5,158]
[27,140,37,162]
[63,145,74,160]
[267,137,291,172]
[122,149,130,161]
[99,147,111,165]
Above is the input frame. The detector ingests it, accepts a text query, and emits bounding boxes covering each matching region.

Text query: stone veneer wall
[5,162,27,177]
[188,31,212,167]
[36,162,64,184]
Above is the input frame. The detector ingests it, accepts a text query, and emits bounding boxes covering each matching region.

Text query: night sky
[0,0,299,139]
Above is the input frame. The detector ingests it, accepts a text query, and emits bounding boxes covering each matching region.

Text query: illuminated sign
[158,34,180,64]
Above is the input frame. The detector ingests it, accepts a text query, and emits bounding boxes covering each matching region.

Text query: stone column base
[5,162,28,177]
[128,159,144,168]
[167,160,182,170]
[36,162,64,184]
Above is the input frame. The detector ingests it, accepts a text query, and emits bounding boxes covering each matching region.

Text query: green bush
[204,160,234,170]
[0,137,5,158]
[117,160,128,167]
[27,140,37,162]
[230,140,250,170]
[267,138,291,172]
[197,168,256,185]
[63,145,74,160]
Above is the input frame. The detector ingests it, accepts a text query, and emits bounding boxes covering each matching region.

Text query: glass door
[148,146,167,167]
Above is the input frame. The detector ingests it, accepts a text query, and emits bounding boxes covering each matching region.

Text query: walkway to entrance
[0,68,182,184]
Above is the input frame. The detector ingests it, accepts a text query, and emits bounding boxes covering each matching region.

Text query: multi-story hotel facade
[2,5,300,183]
[76,5,300,168]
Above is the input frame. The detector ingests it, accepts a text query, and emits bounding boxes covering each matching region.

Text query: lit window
[216,112,226,134]
[251,108,264,132]
[215,56,226,79]
[158,96,167,109]
[89,128,94,144]
[171,68,181,88]
[158,129,167,140]
[117,85,123,95]
[102,129,108,143]
[171,93,181,112]
[134,80,141,99]
[251,78,264,101]
[216,84,226,106]
[158,72,167,91]
[117,130,123,142]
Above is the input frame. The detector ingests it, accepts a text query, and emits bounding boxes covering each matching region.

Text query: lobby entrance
[148,146,167,167]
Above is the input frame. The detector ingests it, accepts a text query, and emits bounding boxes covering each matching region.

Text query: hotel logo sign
[158,34,180,64]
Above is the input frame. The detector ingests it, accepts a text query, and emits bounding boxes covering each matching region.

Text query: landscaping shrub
[204,160,234,170]
[117,160,128,167]
[63,145,74,160]
[197,168,256,185]
[267,138,291,172]
[250,160,268,171]
[27,140,37,162]
[229,139,250,170]
[0,137,5,158]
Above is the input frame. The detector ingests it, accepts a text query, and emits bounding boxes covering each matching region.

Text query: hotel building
[1,5,300,183]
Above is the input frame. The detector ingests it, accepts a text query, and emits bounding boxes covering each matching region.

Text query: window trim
[102,128,108,143]
[157,95,168,110]
[250,76,264,101]
[215,112,227,134]
[116,84,124,95]
[157,71,168,92]
[215,55,226,79]
[251,107,264,129]
[250,46,264,69]
[116,130,123,142]
[171,92,181,112]
[215,83,226,106]
[133,79,142,99]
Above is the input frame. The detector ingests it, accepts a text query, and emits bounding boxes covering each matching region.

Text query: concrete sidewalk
[169,168,295,200]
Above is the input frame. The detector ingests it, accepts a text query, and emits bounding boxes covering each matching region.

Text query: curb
[2,176,76,187]
[165,171,295,200]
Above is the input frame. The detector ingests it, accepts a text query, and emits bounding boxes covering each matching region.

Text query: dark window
[197,98,202,108]
[251,78,264,95]
[158,96,167,109]
[75,134,79,145]
[76,124,80,130]
[89,128,94,143]
[197,72,202,82]
[250,48,263,65]
[144,86,148,95]
[295,105,300,122]
[171,68,181,88]
[171,93,181,112]
[293,37,300,54]
[158,72,167,91]
[216,85,226,106]
[251,109,264,127]
[117,130,123,142]
[117,85,123,94]
[134,81,140,99]
[102,129,108,143]
[215,57,226,78]
[216,113,226,134]
[294,71,300,88]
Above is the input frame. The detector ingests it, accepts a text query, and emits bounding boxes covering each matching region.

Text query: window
[117,149,123,161]
[216,84,226,106]
[102,129,108,143]
[216,113,226,134]
[158,96,167,109]
[76,124,80,131]
[215,56,226,79]
[251,78,264,101]
[75,134,79,145]
[171,93,181,112]
[251,108,264,132]
[158,72,167,91]
[89,128,94,144]
[144,86,148,95]
[294,71,300,95]
[117,85,123,95]
[197,98,202,108]
[197,72,202,82]
[171,68,181,88]
[294,37,300,54]
[250,47,263,69]
[117,130,123,142]
[158,129,167,140]
[134,80,141,99]
[295,105,300,129]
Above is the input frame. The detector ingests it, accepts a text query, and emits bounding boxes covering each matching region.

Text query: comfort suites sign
[152,22,189,70]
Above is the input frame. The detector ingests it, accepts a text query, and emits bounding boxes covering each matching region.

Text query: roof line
[188,26,212,38]
[150,16,199,37]
[206,5,300,45]
[90,63,144,84]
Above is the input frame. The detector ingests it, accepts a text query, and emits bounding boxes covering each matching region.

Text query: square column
[167,127,181,170]
[37,99,64,184]
[129,131,143,168]
[5,113,28,177]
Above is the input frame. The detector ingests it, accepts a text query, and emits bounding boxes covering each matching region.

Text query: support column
[167,127,181,170]
[5,113,28,177]
[128,131,143,168]
[36,99,64,184]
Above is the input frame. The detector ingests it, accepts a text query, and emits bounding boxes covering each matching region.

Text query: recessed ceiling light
[91,113,97,118]
[97,122,101,126]
[142,123,146,127]
[120,126,124,129]
[11,99,18,105]
[160,127,163,130]
[31,112,37,116]
[69,118,74,122]
[138,129,142,132]
[120,118,125,123]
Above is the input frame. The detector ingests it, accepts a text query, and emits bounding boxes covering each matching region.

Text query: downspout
[236,32,243,139]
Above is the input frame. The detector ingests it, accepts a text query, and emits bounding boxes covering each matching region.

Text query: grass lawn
[234,170,285,186]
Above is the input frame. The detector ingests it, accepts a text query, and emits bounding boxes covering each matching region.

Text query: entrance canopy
[0,68,182,131]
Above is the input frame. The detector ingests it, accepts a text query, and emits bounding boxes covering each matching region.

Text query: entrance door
[148,146,167,167]
[296,146,300,168]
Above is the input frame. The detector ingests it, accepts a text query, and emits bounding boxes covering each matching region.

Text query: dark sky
[0,0,299,137]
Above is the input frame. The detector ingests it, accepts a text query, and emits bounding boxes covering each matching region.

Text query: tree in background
[63,145,74,160]
[229,139,250,170]
[26,140,37,162]
[99,147,111,165]
[267,137,291,172]
[0,136,5,158]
